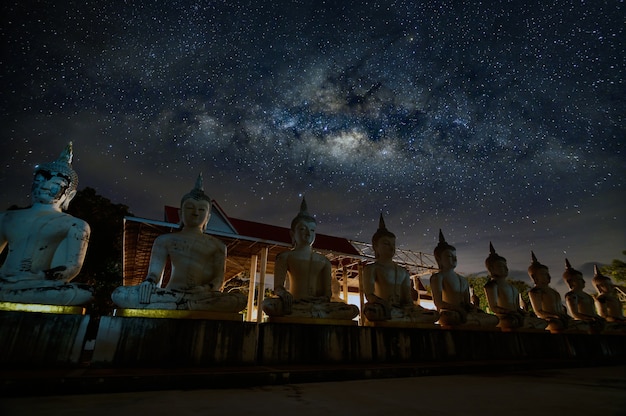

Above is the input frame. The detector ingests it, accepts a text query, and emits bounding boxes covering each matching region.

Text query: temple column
[245,253,258,322]
[256,247,269,323]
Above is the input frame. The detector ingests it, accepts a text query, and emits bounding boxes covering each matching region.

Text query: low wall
[91,316,258,366]
[0,310,90,367]
[257,323,626,365]
[258,322,374,364]
[2,311,625,369]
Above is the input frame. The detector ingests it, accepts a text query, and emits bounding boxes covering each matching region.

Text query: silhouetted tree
[467,274,534,315]
[67,187,132,316]
[601,250,626,284]
[466,274,489,312]
[509,279,534,314]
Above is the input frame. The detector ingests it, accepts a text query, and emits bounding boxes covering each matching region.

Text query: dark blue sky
[1,1,624,295]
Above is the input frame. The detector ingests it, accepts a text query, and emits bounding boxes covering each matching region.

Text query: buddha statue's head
[591,264,613,295]
[32,142,79,210]
[179,173,212,231]
[562,258,584,289]
[289,197,316,247]
[290,197,316,230]
[372,213,396,259]
[528,251,550,285]
[434,229,457,270]
[485,242,508,278]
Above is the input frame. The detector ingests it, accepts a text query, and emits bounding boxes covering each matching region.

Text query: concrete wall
[91,316,258,366]
[0,311,90,367]
[257,323,626,365]
[2,311,625,369]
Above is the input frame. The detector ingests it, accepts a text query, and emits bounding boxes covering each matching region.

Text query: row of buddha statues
[1,143,625,334]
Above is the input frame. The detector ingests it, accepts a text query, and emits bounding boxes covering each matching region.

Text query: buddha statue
[562,259,605,333]
[0,142,93,306]
[361,214,438,324]
[527,252,588,332]
[111,174,247,312]
[262,198,360,320]
[483,243,547,330]
[592,265,626,332]
[430,230,498,327]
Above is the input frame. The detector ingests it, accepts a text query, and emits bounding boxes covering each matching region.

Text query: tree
[601,250,626,284]
[467,274,535,315]
[466,274,489,312]
[509,279,534,314]
[67,187,132,316]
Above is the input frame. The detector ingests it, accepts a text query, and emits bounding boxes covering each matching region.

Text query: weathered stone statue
[563,258,605,333]
[262,198,359,320]
[527,252,588,332]
[591,265,626,331]
[483,243,547,330]
[362,214,439,324]
[111,174,246,312]
[430,230,498,327]
[0,142,93,306]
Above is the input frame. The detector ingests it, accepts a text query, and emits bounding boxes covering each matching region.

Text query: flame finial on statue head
[372,212,396,248]
[528,251,549,274]
[591,263,611,286]
[434,229,456,259]
[180,173,211,206]
[562,258,582,283]
[485,241,507,269]
[290,196,316,230]
[35,141,79,192]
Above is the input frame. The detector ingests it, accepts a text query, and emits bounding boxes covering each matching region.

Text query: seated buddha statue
[362,214,438,324]
[261,198,360,321]
[527,252,588,332]
[430,230,498,328]
[562,258,605,333]
[111,174,246,312]
[483,243,547,330]
[591,265,626,332]
[0,142,93,306]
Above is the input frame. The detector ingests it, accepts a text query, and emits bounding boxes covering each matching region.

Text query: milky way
[1,1,624,293]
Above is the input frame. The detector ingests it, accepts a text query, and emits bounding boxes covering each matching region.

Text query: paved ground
[2,364,625,416]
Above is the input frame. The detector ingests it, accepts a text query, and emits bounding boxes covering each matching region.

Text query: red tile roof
[163,205,360,256]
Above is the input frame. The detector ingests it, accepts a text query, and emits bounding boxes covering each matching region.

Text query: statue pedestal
[113,308,243,321]
[0,303,90,367]
[0,301,86,315]
[265,316,357,326]
[363,319,440,329]
[498,326,549,333]
[437,323,501,331]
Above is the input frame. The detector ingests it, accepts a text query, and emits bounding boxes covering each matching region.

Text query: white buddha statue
[430,230,498,328]
[591,265,626,332]
[362,214,438,324]
[111,174,246,312]
[483,243,547,330]
[563,258,605,333]
[0,142,93,306]
[262,198,360,320]
[527,252,588,332]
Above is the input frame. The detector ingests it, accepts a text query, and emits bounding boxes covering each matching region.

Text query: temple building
[120,200,437,323]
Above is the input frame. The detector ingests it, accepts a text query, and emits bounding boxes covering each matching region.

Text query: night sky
[1,1,624,295]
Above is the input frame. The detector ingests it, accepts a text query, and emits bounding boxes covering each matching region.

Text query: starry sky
[1,1,624,295]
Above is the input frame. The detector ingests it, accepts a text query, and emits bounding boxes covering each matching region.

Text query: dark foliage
[67,187,132,316]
